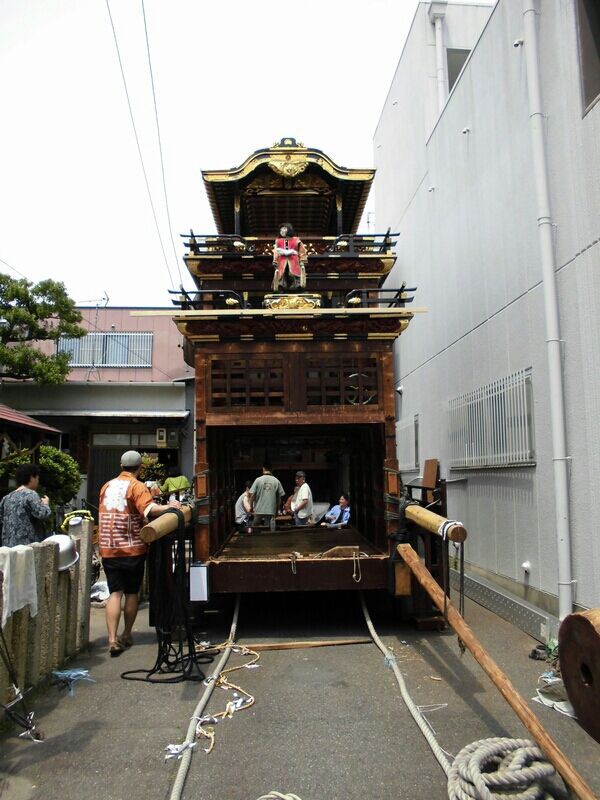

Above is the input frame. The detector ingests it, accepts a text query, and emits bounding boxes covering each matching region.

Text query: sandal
[119,635,133,649]
[109,640,124,657]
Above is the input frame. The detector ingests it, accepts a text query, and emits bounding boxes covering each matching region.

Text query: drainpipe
[522,1,573,620]
[429,2,448,112]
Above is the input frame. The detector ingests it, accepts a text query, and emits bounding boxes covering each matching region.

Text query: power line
[0,253,183,381]
[104,0,176,289]
[0,257,28,280]
[141,0,183,287]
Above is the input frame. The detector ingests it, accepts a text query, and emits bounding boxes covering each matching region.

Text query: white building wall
[375,0,600,611]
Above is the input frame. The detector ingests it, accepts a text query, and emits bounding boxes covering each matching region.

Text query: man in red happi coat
[272,223,307,291]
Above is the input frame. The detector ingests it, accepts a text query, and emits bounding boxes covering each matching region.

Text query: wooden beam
[242,638,371,652]
[130,307,428,317]
[397,543,596,800]
[405,504,467,543]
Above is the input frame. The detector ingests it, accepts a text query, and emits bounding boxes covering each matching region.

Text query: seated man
[234,480,253,528]
[321,493,351,527]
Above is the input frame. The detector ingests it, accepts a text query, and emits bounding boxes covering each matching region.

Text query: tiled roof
[0,403,60,434]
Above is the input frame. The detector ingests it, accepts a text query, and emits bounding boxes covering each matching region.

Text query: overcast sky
[0,0,425,306]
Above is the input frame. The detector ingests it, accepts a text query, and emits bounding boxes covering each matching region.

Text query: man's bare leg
[121,593,139,642]
[106,591,123,645]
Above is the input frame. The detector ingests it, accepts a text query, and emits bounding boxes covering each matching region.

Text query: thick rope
[360,593,453,775]
[447,738,555,800]
[360,593,560,799]
[255,794,303,800]
[169,595,240,800]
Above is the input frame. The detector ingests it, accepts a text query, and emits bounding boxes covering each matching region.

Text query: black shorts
[103,555,146,595]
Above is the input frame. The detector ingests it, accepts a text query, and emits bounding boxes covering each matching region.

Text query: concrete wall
[375,0,600,611]
[373,2,495,229]
[0,381,188,416]
[0,522,93,703]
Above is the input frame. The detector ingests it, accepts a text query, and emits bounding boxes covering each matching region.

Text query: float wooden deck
[214,526,382,560]
[209,526,388,593]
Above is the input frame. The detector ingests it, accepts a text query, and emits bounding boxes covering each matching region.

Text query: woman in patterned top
[0,463,51,547]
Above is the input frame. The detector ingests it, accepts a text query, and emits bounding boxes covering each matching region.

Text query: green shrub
[0,445,81,506]
[139,453,166,483]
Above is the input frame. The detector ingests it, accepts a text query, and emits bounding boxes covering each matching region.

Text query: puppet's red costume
[272,233,307,291]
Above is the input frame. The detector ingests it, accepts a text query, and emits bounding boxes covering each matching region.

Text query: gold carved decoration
[294,174,331,193]
[264,293,322,310]
[245,174,285,194]
[267,153,309,178]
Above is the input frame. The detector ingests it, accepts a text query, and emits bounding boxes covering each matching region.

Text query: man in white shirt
[291,471,313,526]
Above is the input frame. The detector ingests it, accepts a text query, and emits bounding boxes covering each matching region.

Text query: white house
[375,0,600,630]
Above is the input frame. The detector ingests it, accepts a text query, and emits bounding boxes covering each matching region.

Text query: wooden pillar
[381,350,399,543]
[194,351,210,561]
[336,193,343,235]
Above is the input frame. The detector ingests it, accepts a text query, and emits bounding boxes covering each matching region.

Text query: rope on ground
[192,642,259,753]
[168,594,241,800]
[255,793,303,800]
[447,738,556,800]
[359,593,561,799]
[360,592,452,775]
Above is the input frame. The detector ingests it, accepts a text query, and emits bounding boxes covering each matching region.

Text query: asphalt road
[1,591,599,800]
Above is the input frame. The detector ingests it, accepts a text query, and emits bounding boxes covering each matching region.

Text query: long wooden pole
[404,505,467,543]
[398,543,596,800]
[243,638,371,652]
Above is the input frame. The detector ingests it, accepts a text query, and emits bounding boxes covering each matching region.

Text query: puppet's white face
[280,226,288,237]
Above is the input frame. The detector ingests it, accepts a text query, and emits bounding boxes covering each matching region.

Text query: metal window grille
[398,414,419,471]
[448,368,535,468]
[58,332,153,368]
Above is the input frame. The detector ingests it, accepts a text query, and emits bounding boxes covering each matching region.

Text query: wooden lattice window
[210,359,284,407]
[305,357,378,406]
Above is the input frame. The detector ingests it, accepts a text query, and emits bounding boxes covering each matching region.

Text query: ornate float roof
[202,138,374,237]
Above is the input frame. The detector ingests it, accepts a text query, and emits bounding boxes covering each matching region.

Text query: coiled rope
[447,738,556,800]
[255,794,303,800]
[360,593,560,799]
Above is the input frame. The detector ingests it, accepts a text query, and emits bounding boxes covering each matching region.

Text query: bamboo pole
[140,506,193,543]
[397,543,596,800]
[405,504,467,543]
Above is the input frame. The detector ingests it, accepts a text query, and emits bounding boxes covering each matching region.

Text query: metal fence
[58,332,153,368]
[448,368,535,468]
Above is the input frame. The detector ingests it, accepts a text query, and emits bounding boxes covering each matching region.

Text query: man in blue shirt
[322,493,351,527]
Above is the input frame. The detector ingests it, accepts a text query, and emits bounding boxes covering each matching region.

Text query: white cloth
[0,545,38,627]
[291,483,313,519]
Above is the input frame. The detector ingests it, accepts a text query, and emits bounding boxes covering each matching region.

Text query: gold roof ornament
[263,294,322,310]
[267,152,309,178]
